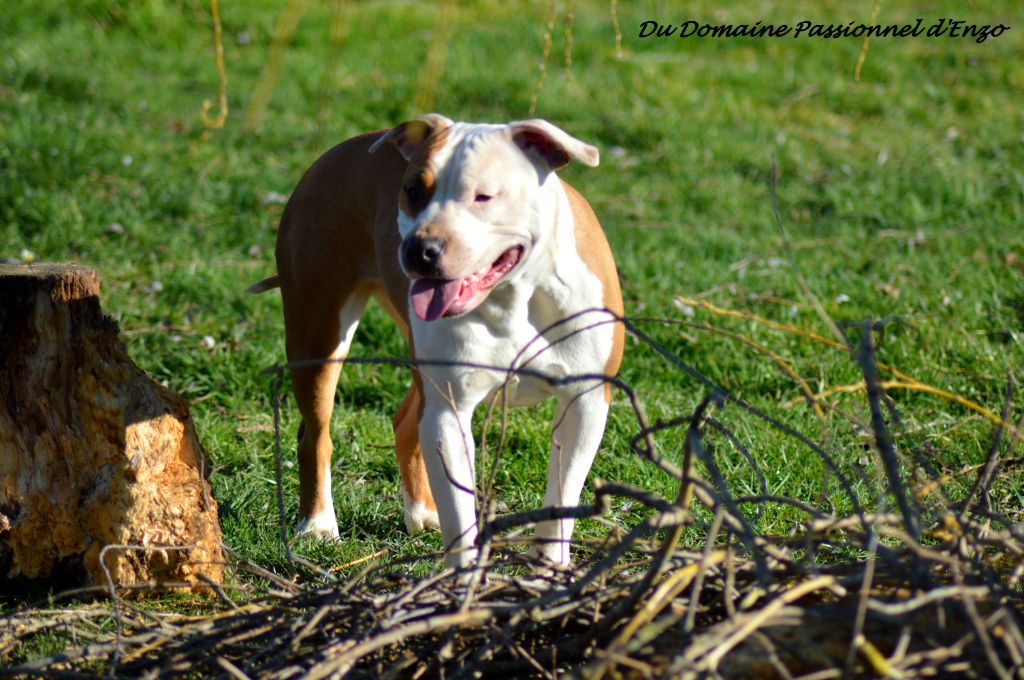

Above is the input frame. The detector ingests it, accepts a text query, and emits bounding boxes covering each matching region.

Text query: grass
[1,0,1022,595]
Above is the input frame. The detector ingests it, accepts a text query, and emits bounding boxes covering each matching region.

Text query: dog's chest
[455,318,588,408]
[450,280,610,408]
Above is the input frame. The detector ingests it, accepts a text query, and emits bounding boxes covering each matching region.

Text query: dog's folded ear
[508,119,600,172]
[369,113,454,160]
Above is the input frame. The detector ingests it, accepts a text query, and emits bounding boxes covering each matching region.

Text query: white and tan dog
[251,115,623,567]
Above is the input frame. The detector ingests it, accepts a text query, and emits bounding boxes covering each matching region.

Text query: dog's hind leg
[393,382,440,532]
[284,280,372,538]
[372,289,440,533]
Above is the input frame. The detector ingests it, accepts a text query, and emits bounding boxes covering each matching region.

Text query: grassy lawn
[1,0,1022,588]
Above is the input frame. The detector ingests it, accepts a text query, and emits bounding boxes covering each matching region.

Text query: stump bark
[0,263,223,588]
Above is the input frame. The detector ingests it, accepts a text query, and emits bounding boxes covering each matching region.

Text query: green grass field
[2,0,1022,586]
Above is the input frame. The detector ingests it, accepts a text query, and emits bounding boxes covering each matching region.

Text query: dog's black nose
[401,235,445,277]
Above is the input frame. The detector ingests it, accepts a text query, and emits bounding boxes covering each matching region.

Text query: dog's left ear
[369,113,454,160]
[508,119,600,172]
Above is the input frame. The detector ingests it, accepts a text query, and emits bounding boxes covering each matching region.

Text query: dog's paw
[295,510,340,540]
[528,541,572,570]
[404,502,441,534]
[402,489,441,534]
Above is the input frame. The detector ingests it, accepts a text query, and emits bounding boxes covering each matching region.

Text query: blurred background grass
[1,0,1022,572]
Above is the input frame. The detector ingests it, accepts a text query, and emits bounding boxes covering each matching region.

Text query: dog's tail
[246,276,280,294]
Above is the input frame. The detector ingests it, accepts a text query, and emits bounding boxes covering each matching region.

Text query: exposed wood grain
[0,263,223,588]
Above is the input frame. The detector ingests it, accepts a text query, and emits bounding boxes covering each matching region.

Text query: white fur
[402,487,441,533]
[296,468,340,539]
[403,124,616,567]
[295,510,339,539]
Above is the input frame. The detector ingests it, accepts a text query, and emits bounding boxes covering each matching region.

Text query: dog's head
[369,115,599,322]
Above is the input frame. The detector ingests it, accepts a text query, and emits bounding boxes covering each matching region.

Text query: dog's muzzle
[401,235,445,279]
[403,241,525,323]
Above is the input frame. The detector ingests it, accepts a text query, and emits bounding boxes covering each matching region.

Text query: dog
[249,115,624,567]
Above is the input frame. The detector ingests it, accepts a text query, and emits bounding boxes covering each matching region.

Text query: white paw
[295,508,340,540]
[529,540,571,568]
[402,489,440,534]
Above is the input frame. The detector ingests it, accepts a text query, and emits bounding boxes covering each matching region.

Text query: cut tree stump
[0,263,223,588]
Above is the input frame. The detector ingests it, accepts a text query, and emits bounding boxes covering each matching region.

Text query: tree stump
[0,263,223,588]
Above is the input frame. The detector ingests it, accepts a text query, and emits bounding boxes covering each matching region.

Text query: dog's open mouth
[409,246,523,322]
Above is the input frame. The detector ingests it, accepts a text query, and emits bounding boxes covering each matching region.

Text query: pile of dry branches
[3,315,1023,679]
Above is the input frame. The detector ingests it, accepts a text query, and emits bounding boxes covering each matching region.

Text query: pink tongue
[410,278,463,321]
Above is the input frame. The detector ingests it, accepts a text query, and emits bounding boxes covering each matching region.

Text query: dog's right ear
[369,114,453,160]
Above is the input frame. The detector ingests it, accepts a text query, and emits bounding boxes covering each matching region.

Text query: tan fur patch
[563,180,625,404]
[398,125,451,217]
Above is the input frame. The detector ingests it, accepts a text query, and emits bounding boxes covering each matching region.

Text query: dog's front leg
[535,388,611,566]
[417,400,479,568]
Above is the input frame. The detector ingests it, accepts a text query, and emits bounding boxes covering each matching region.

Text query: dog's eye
[406,185,424,203]
[474,193,493,203]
